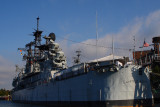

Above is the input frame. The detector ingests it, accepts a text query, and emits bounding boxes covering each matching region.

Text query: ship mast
[133,36,136,64]
[37,17,39,31]
[96,11,99,66]
[33,17,42,58]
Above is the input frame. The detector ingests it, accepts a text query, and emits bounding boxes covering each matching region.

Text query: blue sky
[1,0,160,89]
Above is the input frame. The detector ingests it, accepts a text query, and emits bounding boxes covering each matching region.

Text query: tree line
[0,89,10,96]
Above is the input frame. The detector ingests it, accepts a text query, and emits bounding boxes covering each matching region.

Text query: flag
[143,40,149,47]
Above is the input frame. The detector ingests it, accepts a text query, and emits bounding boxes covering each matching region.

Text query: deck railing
[154,54,160,61]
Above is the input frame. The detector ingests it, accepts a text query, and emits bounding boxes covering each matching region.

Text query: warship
[11,17,154,107]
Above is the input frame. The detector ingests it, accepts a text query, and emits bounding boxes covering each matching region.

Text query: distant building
[133,36,160,66]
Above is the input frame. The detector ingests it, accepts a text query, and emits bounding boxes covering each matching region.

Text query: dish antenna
[49,33,56,41]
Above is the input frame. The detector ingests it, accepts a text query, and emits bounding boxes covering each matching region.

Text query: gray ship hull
[12,65,153,107]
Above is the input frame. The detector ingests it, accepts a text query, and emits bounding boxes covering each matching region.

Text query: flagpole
[112,35,114,64]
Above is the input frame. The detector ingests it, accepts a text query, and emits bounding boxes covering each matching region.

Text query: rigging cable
[39,26,133,51]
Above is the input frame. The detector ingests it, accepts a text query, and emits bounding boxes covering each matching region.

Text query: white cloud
[0,81,5,85]
[58,9,160,66]
[0,55,15,89]
[146,10,160,27]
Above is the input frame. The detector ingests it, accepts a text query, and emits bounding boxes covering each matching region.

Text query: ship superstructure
[12,18,154,107]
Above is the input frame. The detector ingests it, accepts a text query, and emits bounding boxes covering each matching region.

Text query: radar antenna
[73,50,81,64]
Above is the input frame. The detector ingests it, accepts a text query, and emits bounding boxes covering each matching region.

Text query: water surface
[0,101,46,107]
[0,100,160,107]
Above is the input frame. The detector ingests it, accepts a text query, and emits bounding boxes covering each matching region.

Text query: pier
[0,96,11,101]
